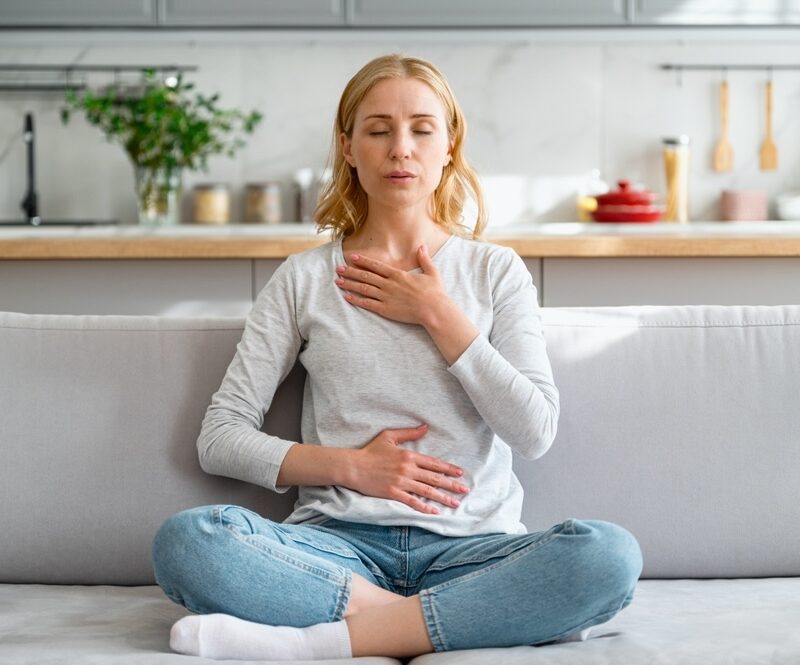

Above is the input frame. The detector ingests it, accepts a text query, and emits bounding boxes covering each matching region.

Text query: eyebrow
[363,113,438,120]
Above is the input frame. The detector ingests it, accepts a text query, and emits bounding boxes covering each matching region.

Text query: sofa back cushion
[0,312,298,585]
[2,305,799,583]
[522,305,800,578]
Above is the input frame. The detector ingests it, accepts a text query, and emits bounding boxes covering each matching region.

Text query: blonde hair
[314,53,487,241]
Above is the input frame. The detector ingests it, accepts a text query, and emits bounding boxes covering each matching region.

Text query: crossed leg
[169,573,433,660]
[155,507,641,660]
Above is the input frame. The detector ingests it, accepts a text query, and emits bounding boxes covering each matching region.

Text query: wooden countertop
[3,222,800,259]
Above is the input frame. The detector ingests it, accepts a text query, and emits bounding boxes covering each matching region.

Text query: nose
[389,128,412,160]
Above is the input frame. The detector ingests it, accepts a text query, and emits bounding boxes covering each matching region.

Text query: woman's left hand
[335,244,447,326]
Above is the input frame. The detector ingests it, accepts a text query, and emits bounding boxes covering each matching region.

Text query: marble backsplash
[2,29,800,227]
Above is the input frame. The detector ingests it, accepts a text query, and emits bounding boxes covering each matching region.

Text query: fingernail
[352,254,360,260]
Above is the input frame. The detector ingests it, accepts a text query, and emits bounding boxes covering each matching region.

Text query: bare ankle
[344,574,403,618]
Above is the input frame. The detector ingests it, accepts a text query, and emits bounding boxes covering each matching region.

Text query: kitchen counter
[3,221,800,259]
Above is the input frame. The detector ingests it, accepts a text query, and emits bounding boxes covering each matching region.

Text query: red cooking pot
[592,179,664,223]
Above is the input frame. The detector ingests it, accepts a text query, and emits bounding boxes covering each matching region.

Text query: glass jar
[576,168,609,222]
[662,136,690,223]
[293,168,315,223]
[192,184,230,225]
[244,182,282,224]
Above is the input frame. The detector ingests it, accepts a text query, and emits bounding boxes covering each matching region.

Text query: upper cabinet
[2,0,800,29]
[0,0,158,26]
[160,0,345,27]
[347,0,629,27]
[633,0,800,25]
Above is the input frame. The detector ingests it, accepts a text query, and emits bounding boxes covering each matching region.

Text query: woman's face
[341,76,452,216]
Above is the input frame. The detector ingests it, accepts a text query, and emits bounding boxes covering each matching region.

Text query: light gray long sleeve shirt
[197,233,559,536]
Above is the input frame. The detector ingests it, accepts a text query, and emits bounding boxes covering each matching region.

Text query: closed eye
[368,130,434,136]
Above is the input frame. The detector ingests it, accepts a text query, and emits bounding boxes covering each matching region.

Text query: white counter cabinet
[0,260,254,317]
[3,222,800,314]
[542,257,800,306]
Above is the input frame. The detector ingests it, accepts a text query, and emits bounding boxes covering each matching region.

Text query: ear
[444,142,454,166]
[340,132,356,167]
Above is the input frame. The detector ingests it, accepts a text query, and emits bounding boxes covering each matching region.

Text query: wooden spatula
[760,79,778,171]
[713,80,733,172]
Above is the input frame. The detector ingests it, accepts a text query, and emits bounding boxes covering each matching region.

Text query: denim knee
[573,519,643,600]
[151,505,225,601]
[151,505,353,624]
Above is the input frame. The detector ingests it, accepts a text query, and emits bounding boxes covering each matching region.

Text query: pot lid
[595,180,657,206]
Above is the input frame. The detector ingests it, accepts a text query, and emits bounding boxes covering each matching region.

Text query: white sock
[169,613,352,661]
[555,627,592,643]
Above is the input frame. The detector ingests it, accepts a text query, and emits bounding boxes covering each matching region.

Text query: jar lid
[662,135,691,146]
[245,181,281,189]
[595,180,657,206]
[193,183,229,191]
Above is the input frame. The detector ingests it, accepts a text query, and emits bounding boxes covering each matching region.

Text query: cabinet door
[254,259,287,295]
[160,0,346,26]
[0,0,157,26]
[542,258,800,306]
[523,258,544,307]
[0,260,254,316]
[634,0,800,25]
[347,0,628,27]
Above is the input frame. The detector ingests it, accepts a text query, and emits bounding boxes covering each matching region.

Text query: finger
[350,253,395,278]
[421,470,471,495]
[408,480,462,508]
[417,244,442,276]
[342,291,379,312]
[390,424,429,444]
[337,264,385,288]
[417,244,436,272]
[414,453,464,478]
[335,277,381,300]
[401,493,440,515]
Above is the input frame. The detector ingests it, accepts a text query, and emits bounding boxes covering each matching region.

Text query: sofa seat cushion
[2,580,798,664]
[409,578,800,664]
[0,584,400,664]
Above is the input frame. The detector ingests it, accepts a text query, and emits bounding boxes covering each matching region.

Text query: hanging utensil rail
[661,64,800,71]
[0,63,198,92]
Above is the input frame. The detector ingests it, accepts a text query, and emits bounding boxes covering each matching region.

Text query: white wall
[2,28,800,226]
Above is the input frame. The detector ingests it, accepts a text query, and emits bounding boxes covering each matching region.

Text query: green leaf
[60,70,262,172]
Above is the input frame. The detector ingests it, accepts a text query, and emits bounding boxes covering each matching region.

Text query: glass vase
[135,166,183,226]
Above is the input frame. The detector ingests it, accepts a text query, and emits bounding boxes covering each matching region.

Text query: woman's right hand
[345,424,471,514]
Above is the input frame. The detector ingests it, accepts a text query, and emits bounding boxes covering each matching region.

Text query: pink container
[719,190,768,221]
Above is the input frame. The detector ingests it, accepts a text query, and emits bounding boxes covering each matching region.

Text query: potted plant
[61,68,262,225]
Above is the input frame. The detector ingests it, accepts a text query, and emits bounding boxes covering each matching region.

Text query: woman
[152,53,643,661]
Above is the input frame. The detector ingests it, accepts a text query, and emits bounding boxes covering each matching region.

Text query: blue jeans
[152,505,642,652]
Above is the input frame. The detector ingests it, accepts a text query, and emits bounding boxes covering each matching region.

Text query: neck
[344,202,449,260]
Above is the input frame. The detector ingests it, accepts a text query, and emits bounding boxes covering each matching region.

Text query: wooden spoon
[760,79,778,171]
[713,80,734,172]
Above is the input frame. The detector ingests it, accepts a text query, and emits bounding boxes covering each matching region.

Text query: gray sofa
[1,303,799,664]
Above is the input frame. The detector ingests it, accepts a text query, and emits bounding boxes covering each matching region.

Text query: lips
[385,171,416,179]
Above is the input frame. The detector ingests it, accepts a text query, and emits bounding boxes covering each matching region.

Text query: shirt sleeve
[446,248,559,460]
[196,255,303,492]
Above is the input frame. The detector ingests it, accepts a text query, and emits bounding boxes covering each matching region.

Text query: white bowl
[775,192,800,221]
